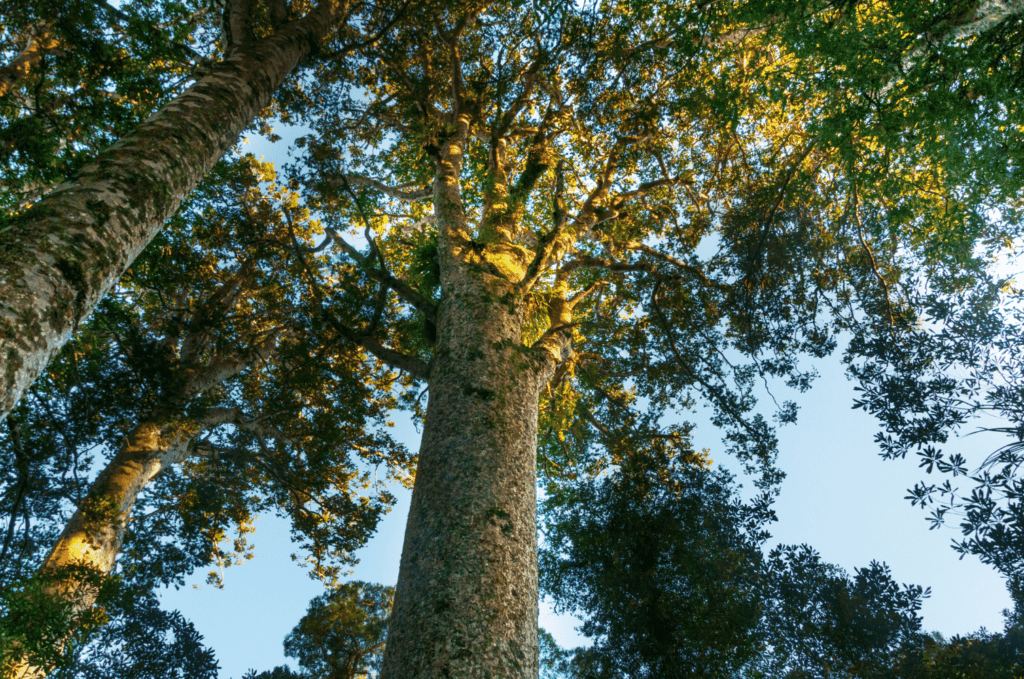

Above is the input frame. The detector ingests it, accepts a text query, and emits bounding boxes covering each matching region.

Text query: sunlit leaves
[0,0,217,212]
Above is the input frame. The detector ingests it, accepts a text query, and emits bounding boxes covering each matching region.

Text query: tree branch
[178,256,258,363]
[614,175,693,201]
[518,159,570,292]
[285,219,432,381]
[224,0,257,49]
[268,0,290,29]
[0,415,29,564]
[530,283,602,369]
[519,136,648,293]
[320,182,438,322]
[852,188,898,334]
[561,254,659,277]
[620,241,730,291]
[79,0,208,66]
[333,174,433,201]
[183,327,287,399]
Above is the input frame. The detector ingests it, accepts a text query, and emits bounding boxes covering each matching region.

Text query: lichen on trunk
[0,0,343,423]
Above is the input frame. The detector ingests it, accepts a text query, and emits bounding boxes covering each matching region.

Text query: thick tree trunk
[379,114,570,677]
[0,0,340,422]
[41,419,198,584]
[380,270,547,678]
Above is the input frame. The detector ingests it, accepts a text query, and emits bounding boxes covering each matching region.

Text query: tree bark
[41,418,199,584]
[0,0,341,423]
[379,273,547,678]
[379,123,567,678]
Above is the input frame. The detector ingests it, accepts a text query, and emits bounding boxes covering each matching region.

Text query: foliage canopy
[1,0,1024,674]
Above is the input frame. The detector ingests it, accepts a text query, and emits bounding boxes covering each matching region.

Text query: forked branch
[285,219,431,381]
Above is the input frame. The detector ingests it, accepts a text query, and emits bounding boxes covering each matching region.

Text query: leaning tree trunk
[9,319,277,677]
[8,416,205,679]
[0,0,341,422]
[40,418,199,586]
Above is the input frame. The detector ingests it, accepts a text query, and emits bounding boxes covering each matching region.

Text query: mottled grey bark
[0,0,341,423]
[379,272,548,679]
[379,119,570,679]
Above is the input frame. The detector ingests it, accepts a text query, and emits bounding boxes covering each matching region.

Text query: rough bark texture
[0,0,340,423]
[379,119,566,679]
[379,276,546,679]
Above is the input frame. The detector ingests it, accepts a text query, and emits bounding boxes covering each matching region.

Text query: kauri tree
[0,0,406,421]
[2,0,1024,676]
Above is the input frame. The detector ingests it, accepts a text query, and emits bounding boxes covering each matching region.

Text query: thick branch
[178,256,258,363]
[183,328,285,399]
[530,284,601,370]
[202,406,293,443]
[353,334,431,380]
[315,302,430,380]
[519,137,649,293]
[614,175,692,201]
[285,221,432,381]
[480,111,562,243]
[335,174,433,201]
[518,159,571,292]
[268,0,290,29]
[561,254,658,277]
[225,0,257,49]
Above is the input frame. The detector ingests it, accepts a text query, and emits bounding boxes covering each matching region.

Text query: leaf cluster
[0,0,218,213]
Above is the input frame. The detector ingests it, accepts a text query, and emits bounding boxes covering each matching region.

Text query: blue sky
[159,137,1014,678]
[159,345,1012,677]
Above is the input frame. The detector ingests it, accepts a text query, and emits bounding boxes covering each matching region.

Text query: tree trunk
[378,114,573,677]
[41,419,199,585]
[8,416,204,679]
[0,0,341,423]
[379,252,554,677]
